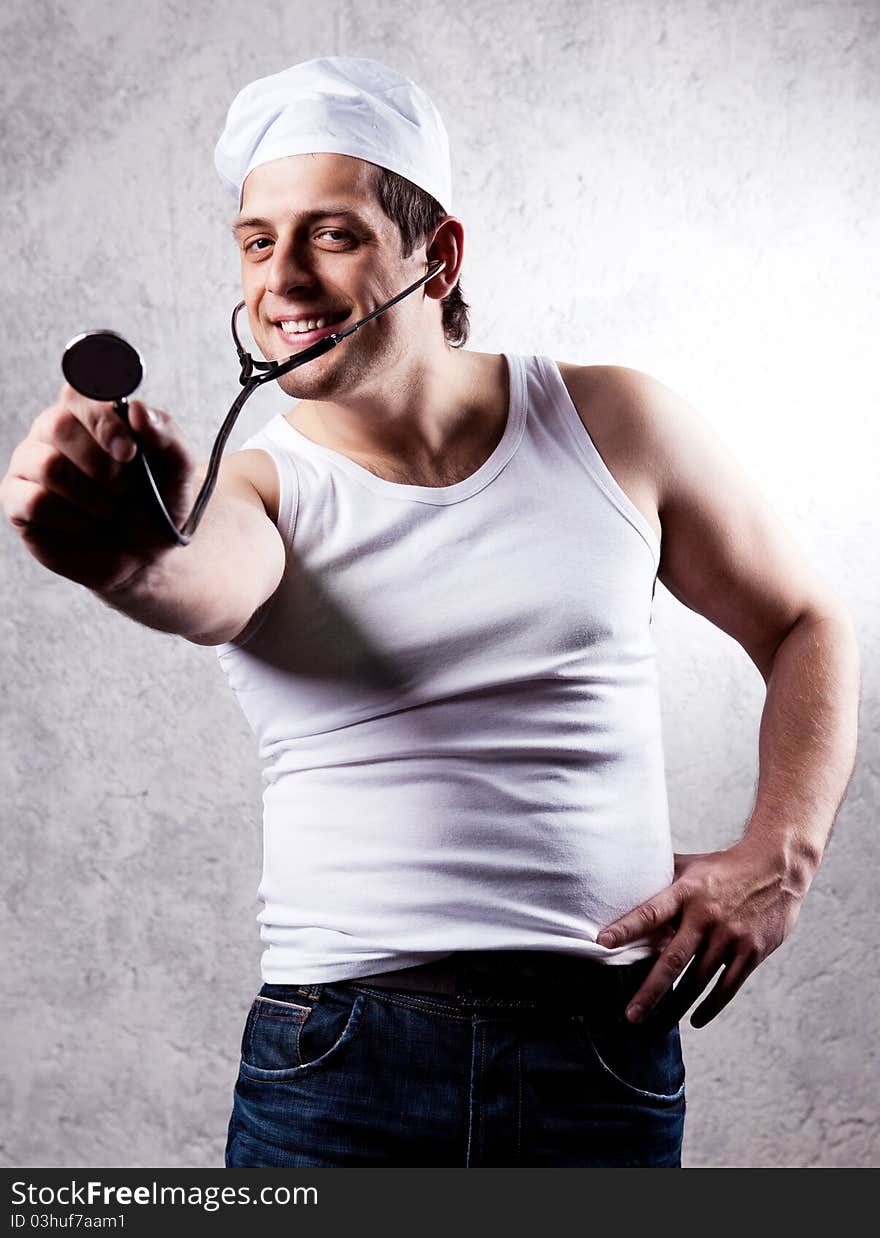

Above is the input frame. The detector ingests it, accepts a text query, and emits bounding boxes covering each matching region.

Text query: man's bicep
[611,368,844,679]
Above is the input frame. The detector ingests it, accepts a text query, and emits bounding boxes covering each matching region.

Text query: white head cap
[214,56,453,213]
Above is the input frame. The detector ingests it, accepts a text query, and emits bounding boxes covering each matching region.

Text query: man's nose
[265,236,317,297]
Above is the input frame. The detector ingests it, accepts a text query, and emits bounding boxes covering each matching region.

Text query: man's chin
[274,361,346,402]
[269,329,385,399]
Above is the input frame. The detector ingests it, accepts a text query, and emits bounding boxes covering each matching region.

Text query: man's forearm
[742,609,861,885]
[96,540,229,641]
[93,490,271,644]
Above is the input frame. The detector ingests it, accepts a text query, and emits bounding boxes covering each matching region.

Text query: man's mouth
[275,309,351,348]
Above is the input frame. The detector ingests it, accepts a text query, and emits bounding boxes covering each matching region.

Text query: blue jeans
[224,955,686,1167]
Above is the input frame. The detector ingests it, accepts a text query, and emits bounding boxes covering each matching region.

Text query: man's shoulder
[550,361,664,545]
[553,361,667,449]
[554,361,666,420]
[550,360,723,515]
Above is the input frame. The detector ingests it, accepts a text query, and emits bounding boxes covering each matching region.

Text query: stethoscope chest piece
[62,330,144,403]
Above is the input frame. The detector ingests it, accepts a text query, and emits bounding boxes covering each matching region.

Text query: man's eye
[244,231,352,253]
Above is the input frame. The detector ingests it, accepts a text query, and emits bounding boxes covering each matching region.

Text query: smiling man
[1,56,860,1169]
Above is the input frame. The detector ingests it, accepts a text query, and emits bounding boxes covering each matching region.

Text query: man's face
[233,152,432,402]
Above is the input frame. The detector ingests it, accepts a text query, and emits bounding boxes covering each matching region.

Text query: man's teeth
[279,317,329,334]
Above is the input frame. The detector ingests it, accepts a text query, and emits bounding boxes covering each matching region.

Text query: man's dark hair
[369,164,470,348]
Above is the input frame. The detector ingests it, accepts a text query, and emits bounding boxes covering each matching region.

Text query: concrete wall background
[1,0,876,1168]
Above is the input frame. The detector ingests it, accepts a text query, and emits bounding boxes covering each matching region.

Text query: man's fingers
[622,926,703,1022]
[597,881,688,948]
[45,390,192,491]
[125,401,196,484]
[36,396,137,484]
[689,954,757,1028]
[5,476,104,534]
[10,438,120,521]
[653,924,678,952]
[648,943,729,1033]
[55,382,133,453]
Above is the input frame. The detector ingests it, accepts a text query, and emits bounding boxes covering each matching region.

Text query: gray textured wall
[1,0,876,1169]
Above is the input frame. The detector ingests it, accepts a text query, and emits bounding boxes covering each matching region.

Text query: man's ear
[424,216,465,299]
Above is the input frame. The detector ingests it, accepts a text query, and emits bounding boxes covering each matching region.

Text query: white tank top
[215,353,672,984]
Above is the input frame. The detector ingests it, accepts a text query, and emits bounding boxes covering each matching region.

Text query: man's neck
[285,347,507,470]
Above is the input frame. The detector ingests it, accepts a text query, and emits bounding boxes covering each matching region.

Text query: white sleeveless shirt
[215,353,672,984]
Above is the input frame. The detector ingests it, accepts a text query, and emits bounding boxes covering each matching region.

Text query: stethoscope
[61,257,447,546]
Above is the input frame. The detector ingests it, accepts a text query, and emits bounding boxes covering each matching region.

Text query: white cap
[214,56,453,212]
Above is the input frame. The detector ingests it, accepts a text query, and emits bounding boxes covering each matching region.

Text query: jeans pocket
[239,983,366,1083]
[576,1006,686,1104]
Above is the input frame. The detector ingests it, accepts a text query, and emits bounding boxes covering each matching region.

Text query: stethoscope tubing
[114,257,446,547]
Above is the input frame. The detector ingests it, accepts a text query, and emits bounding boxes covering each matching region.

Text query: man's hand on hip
[596,837,810,1030]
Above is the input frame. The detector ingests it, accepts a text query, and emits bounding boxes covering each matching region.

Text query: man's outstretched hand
[596,837,812,1030]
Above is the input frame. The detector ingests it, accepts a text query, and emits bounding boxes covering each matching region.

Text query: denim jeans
[224,955,686,1168]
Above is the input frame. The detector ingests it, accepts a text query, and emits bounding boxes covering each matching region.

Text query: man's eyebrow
[231,207,374,237]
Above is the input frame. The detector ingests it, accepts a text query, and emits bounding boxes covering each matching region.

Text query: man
[0,58,860,1168]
